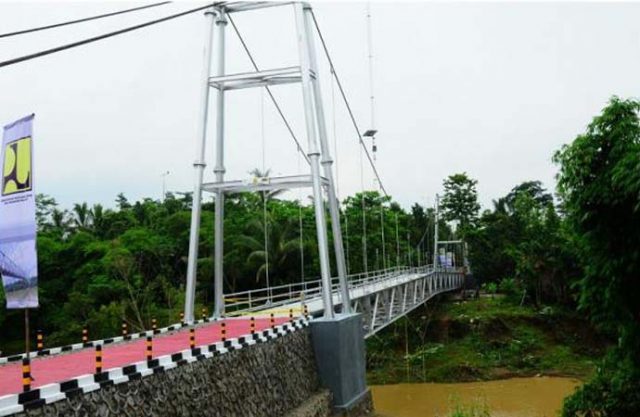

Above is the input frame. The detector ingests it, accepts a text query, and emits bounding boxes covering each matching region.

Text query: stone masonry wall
[15,328,320,417]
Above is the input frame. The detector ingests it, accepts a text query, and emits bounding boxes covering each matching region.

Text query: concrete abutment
[10,322,373,417]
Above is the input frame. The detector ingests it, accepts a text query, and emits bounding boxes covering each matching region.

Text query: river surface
[371,377,580,417]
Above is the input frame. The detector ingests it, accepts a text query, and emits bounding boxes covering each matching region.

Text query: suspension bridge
[0,1,469,415]
[225,265,465,337]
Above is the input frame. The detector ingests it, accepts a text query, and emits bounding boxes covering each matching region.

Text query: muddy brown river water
[371,377,580,417]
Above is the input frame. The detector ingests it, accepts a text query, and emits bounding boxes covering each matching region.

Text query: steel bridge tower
[183,1,351,323]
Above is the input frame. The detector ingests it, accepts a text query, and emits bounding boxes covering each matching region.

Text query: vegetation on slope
[366,296,605,385]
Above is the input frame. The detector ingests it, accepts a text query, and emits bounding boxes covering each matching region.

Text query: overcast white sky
[1,1,639,210]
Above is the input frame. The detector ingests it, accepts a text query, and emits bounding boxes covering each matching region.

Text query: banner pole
[25,308,30,356]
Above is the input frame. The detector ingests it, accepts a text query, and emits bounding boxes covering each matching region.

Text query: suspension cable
[344,211,350,274]
[260,89,271,301]
[0,3,215,69]
[309,10,388,197]
[407,231,412,268]
[0,2,171,39]
[395,213,400,266]
[263,192,270,297]
[380,201,387,270]
[360,146,368,274]
[227,14,309,165]
[297,145,305,285]
[330,69,340,201]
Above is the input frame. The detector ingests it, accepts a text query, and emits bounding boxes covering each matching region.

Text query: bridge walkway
[0,317,288,397]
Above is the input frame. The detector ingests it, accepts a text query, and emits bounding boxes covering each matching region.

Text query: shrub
[444,398,491,417]
[562,350,640,417]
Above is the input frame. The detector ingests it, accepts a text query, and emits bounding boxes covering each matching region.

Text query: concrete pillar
[310,314,368,411]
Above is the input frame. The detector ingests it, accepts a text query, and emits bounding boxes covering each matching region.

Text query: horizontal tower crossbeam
[202,174,328,194]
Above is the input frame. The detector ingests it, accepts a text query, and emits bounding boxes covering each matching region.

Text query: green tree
[555,97,640,416]
[72,203,92,230]
[440,173,480,236]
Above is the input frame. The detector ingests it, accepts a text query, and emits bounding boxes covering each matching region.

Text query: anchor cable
[0,3,216,69]
[0,2,172,39]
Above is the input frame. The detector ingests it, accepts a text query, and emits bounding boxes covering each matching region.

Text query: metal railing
[224,265,440,314]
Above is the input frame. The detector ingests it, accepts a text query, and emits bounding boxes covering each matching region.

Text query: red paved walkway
[0,317,288,397]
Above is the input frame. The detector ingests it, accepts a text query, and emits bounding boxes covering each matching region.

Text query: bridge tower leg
[184,7,218,324]
[294,3,369,411]
[295,6,365,409]
[300,4,351,314]
[294,2,335,319]
[212,10,228,320]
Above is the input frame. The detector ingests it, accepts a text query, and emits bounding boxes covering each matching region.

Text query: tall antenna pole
[365,1,378,189]
[366,2,375,137]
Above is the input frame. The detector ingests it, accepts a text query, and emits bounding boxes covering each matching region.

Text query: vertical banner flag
[0,114,38,309]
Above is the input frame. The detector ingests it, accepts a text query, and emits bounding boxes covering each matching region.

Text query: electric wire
[227,14,310,165]
[310,10,388,197]
[0,2,171,39]
[0,3,216,69]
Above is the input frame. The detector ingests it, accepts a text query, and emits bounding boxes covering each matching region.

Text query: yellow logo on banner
[2,136,32,196]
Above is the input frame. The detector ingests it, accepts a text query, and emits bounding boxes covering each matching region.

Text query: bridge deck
[0,317,288,397]
[258,272,426,316]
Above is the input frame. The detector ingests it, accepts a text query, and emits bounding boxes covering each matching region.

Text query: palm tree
[239,217,301,285]
[91,204,108,238]
[50,208,70,236]
[248,168,287,203]
[72,202,92,230]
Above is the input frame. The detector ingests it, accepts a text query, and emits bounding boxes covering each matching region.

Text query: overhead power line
[227,15,310,165]
[309,10,389,197]
[0,3,215,69]
[0,2,172,39]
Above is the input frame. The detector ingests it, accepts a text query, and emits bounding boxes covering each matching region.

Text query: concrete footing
[309,313,368,412]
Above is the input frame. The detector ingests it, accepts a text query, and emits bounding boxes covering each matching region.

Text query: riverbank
[366,295,607,385]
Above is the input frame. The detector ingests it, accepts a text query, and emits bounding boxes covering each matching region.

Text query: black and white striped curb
[0,315,231,365]
[0,318,309,417]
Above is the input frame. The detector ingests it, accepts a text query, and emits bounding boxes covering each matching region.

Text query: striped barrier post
[95,344,103,374]
[304,304,309,319]
[146,335,153,361]
[152,318,157,332]
[189,328,195,349]
[22,358,31,392]
[201,308,207,321]
[250,316,255,335]
[289,309,293,322]
[36,330,43,351]
[82,327,88,344]
[270,313,275,329]
[180,312,185,326]
[121,322,128,337]
[221,321,227,342]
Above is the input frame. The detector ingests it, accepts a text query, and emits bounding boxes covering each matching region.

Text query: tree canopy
[440,172,480,236]
[555,97,640,416]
